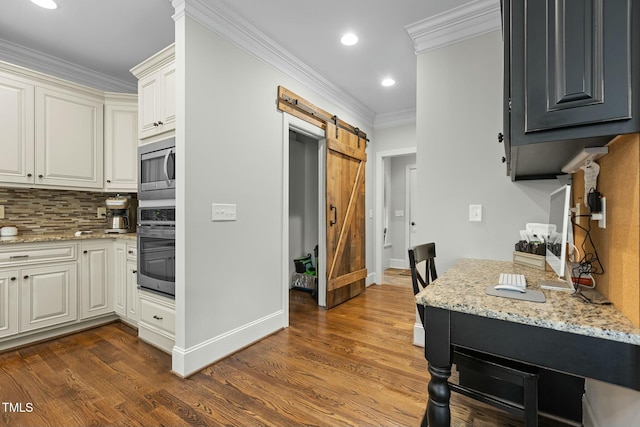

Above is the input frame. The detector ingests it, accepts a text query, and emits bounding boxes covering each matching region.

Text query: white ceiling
[0,0,480,124]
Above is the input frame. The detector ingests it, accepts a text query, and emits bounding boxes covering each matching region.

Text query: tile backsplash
[0,188,135,235]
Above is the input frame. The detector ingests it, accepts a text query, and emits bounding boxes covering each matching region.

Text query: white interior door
[408,165,418,249]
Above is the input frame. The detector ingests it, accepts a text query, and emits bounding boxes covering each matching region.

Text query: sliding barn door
[325,122,367,308]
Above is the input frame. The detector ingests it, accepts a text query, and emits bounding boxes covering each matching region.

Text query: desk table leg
[423,307,453,427]
[423,363,451,427]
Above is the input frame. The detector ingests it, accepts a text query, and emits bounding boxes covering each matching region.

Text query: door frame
[405,164,417,267]
[374,147,416,284]
[282,113,327,327]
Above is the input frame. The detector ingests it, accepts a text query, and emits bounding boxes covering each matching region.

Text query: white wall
[416,30,558,272]
[370,123,417,282]
[584,379,640,427]
[173,14,372,375]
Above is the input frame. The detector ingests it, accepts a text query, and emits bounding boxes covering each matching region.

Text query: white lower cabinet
[126,260,138,322]
[20,262,78,333]
[0,270,19,339]
[79,242,113,319]
[114,241,138,325]
[138,290,175,354]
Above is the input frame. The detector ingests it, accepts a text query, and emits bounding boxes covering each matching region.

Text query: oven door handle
[163,148,174,186]
[137,226,175,239]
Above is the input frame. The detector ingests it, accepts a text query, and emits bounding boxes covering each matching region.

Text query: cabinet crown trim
[405,0,501,55]
[130,44,175,79]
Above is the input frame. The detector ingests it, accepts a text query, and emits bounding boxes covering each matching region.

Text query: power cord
[570,204,608,304]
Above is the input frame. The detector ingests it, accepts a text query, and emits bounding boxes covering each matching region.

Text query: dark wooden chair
[408,243,539,426]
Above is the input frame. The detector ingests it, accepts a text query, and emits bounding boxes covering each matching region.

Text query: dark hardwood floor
[0,285,570,426]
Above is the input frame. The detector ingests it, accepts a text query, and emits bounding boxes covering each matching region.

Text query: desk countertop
[415,258,640,346]
[0,232,136,245]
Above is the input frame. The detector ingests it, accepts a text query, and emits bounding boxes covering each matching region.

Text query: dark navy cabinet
[503,0,640,180]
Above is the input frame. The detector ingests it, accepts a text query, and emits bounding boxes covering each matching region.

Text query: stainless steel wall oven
[137,205,175,297]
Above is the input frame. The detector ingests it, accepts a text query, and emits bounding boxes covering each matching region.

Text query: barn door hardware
[330,204,337,226]
[277,86,369,143]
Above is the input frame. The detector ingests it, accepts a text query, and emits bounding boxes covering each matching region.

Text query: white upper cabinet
[35,85,104,189]
[0,72,35,184]
[0,62,107,190]
[104,93,138,191]
[131,44,175,140]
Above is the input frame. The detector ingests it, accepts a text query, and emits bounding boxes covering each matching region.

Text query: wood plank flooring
[0,284,570,427]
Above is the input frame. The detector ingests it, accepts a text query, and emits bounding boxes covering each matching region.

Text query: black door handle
[411,222,416,226]
[329,204,337,227]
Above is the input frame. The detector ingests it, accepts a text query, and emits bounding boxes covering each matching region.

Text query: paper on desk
[580,160,600,208]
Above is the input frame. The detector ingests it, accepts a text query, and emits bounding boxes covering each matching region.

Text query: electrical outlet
[0,205,4,219]
[469,204,482,222]
[212,203,237,221]
[97,207,106,218]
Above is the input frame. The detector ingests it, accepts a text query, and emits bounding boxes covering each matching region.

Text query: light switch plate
[212,203,237,221]
[97,207,106,218]
[469,204,482,222]
[394,210,404,217]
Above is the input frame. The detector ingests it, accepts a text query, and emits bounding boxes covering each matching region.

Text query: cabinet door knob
[153,122,159,127]
[10,277,16,281]
[23,275,29,279]
[502,156,507,163]
[498,132,504,143]
[27,173,32,177]
[153,315,163,320]
[106,179,111,183]
[132,270,137,274]
[83,250,88,254]
[38,174,43,178]
[128,250,133,254]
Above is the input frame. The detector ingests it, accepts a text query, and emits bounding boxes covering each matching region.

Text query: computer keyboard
[498,273,527,289]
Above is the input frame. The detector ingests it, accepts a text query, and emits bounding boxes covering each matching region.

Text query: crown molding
[0,38,136,93]
[173,0,376,128]
[405,0,501,55]
[374,109,416,130]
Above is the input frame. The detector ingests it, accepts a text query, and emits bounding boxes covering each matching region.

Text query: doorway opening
[288,129,321,303]
[375,148,417,285]
[282,114,327,327]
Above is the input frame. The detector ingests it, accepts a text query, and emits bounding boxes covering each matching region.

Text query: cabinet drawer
[126,243,137,261]
[0,243,76,267]
[139,295,174,336]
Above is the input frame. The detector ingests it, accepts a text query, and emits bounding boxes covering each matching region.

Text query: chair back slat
[408,242,437,325]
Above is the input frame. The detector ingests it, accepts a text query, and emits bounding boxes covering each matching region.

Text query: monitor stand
[539,279,574,291]
[539,261,577,291]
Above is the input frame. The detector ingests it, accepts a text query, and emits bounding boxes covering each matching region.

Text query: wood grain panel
[571,133,640,326]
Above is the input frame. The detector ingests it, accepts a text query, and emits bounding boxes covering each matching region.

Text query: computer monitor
[540,184,574,290]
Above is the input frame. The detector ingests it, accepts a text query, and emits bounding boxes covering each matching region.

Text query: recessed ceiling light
[341,33,358,46]
[381,78,396,87]
[30,0,58,9]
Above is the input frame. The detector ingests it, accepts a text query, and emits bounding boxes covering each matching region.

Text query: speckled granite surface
[415,258,640,346]
[0,232,136,244]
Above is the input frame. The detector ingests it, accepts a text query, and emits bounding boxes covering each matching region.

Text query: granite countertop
[415,258,640,346]
[0,231,136,244]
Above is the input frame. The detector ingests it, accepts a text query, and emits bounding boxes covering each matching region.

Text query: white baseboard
[172,310,285,377]
[389,258,409,269]
[366,272,376,286]
[413,321,424,347]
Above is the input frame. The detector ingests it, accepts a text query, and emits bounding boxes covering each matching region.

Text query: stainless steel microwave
[138,137,175,200]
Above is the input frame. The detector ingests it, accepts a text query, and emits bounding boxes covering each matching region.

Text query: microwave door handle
[163,148,173,185]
